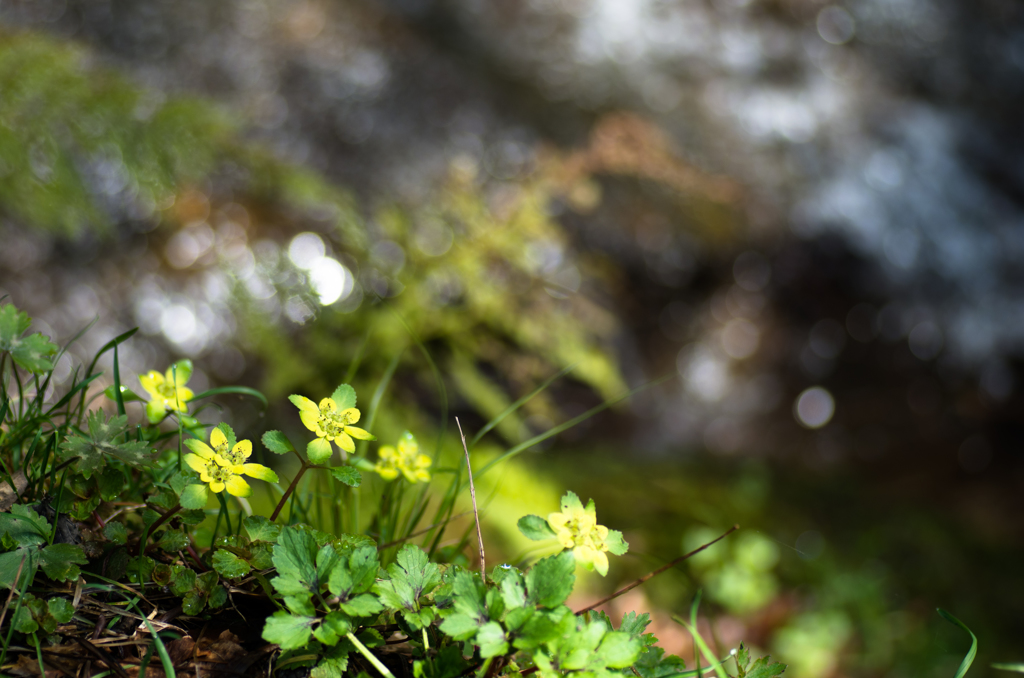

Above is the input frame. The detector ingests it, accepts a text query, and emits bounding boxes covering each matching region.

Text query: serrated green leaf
[605,529,629,556]
[635,646,687,678]
[560,490,584,513]
[180,509,207,526]
[308,437,333,464]
[213,550,252,579]
[518,514,556,541]
[597,631,643,668]
[374,544,441,629]
[271,526,319,598]
[439,612,482,640]
[39,543,88,582]
[498,569,527,609]
[157,529,189,552]
[170,567,197,596]
[103,521,128,545]
[736,643,750,673]
[331,384,357,410]
[263,611,316,649]
[312,643,353,678]
[0,304,31,345]
[11,332,59,373]
[127,556,156,584]
[48,597,75,624]
[97,467,126,500]
[58,409,157,477]
[331,466,362,487]
[745,655,787,678]
[0,504,50,547]
[319,610,354,643]
[179,483,209,509]
[526,551,575,609]
[216,422,237,450]
[262,430,296,454]
[339,593,383,618]
[477,621,509,657]
[244,515,281,542]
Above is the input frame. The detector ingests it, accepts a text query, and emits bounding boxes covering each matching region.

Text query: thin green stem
[346,632,394,678]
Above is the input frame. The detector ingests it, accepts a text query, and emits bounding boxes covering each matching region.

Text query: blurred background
[1,0,1023,675]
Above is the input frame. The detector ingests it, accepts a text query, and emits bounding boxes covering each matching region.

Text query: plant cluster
[0,300,785,677]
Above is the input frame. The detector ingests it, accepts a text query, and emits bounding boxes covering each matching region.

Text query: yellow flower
[184,426,278,497]
[139,360,194,424]
[375,432,431,483]
[289,394,374,453]
[547,491,618,576]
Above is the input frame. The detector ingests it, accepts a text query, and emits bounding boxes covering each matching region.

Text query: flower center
[204,462,233,483]
[215,440,245,465]
[318,405,355,437]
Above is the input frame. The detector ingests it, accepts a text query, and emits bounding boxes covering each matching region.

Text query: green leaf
[331,384,357,410]
[103,521,128,545]
[636,646,687,678]
[938,608,977,678]
[0,304,31,344]
[597,631,643,668]
[39,544,88,582]
[413,644,469,678]
[560,490,584,513]
[47,597,75,623]
[374,544,441,628]
[213,550,252,579]
[0,549,40,590]
[745,655,787,678]
[244,515,281,542]
[307,437,333,464]
[517,515,556,541]
[312,643,352,678]
[477,621,509,657]
[498,569,527,609]
[439,613,482,640]
[0,504,51,547]
[157,529,189,552]
[271,526,319,598]
[216,422,237,450]
[331,466,362,487]
[605,529,629,556]
[179,483,209,510]
[58,409,158,478]
[339,593,383,618]
[526,551,575,609]
[263,611,316,650]
[10,332,59,373]
[262,430,296,454]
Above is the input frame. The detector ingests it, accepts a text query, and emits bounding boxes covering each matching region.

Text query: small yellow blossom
[139,360,194,423]
[547,491,625,576]
[375,432,431,483]
[184,426,278,497]
[289,394,374,453]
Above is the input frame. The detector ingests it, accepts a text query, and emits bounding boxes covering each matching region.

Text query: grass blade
[937,608,977,678]
[189,385,269,408]
[993,664,1024,673]
[469,363,576,448]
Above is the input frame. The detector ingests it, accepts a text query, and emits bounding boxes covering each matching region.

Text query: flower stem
[346,632,395,678]
[270,461,309,522]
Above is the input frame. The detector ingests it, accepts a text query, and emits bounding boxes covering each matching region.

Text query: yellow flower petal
[209,480,226,493]
[184,439,215,459]
[225,476,252,497]
[211,427,227,449]
[340,407,360,424]
[139,371,164,398]
[376,466,398,480]
[319,398,338,414]
[343,426,373,441]
[299,409,321,435]
[336,433,355,453]
[242,463,278,482]
[184,453,207,474]
[233,440,252,460]
[290,394,320,415]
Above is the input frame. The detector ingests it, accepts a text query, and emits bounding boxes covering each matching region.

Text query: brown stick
[574,524,740,615]
[270,461,310,522]
[456,418,486,582]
